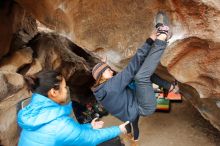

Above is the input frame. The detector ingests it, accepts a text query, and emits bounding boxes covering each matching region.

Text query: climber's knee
[139,106,156,116]
[138,101,157,116]
[134,74,151,85]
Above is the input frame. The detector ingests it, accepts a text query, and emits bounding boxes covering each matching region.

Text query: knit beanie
[92,62,109,80]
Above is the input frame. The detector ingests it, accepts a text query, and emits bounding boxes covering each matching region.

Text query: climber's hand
[119,121,130,134]
[91,118,104,129]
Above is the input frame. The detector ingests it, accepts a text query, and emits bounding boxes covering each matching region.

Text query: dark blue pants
[126,115,140,140]
[134,39,167,116]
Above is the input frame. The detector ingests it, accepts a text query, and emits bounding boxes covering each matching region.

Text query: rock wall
[14,0,220,68]
[0,88,30,146]
[24,33,99,103]
[0,0,220,145]
[0,32,99,145]
[0,0,37,59]
[14,0,220,128]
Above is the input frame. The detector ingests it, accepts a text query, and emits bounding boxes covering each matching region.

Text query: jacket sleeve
[107,42,152,90]
[81,123,92,129]
[56,117,121,146]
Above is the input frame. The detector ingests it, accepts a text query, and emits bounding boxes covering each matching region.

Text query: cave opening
[17,32,99,105]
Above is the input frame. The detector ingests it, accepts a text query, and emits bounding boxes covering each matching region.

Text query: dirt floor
[102,99,220,146]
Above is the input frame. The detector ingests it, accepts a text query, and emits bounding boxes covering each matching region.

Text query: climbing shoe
[155,11,172,40]
[155,11,169,28]
[169,80,180,93]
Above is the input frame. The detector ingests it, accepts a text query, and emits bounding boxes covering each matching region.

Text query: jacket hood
[17,93,72,131]
[93,83,107,101]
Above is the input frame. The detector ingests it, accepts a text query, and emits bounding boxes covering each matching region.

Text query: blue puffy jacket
[17,93,121,146]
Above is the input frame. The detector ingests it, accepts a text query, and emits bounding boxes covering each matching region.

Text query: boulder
[0,71,25,101]
[0,88,30,146]
[162,37,220,99]
[15,0,220,69]
[26,33,99,103]
[0,47,33,72]
[0,0,219,135]
[0,1,37,59]
[24,58,42,75]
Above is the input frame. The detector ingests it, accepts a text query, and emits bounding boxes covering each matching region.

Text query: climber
[91,11,179,143]
[17,70,129,146]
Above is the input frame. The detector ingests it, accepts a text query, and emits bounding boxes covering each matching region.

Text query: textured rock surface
[13,0,220,130]
[162,37,220,99]
[0,72,25,101]
[0,0,37,59]
[0,47,33,72]
[24,33,99,103]
[0,0,220,144]
[14,0,220,68]
[0,72,27,145]
[180,83,220,135]
[0,88,30,146]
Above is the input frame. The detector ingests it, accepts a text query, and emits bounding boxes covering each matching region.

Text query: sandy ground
[102,99,220,146]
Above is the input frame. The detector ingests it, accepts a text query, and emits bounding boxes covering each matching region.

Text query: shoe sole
[155,11,170,27]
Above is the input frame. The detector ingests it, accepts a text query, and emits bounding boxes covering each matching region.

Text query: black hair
[24,70,63,97]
